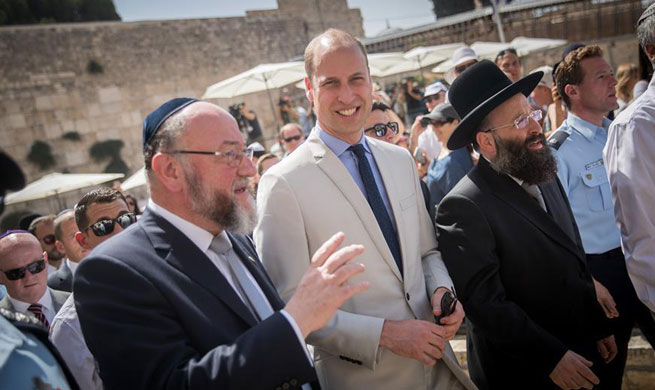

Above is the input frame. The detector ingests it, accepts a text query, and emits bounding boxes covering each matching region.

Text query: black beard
[492,132,558,185]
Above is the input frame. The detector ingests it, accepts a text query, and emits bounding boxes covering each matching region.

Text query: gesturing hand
[379,319,447,366]
[285,232,369,338]
[549,350,599,389]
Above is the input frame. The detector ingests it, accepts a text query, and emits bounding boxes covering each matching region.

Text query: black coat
[48,259,73,292]
[436,157,609,389]
[74,209,318,390]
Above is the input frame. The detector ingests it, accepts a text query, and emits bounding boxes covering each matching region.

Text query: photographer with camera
[277,95,299,126]
[229,102,263,144]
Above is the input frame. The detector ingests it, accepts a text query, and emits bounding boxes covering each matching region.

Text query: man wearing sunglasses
[28,215,65,274]
[279,122,305,156]
[72,98,368,390]
[0,231,70,330]
[50,187,133,390]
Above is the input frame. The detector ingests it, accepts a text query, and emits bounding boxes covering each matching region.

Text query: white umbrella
[396,42,465,76]
[202,62,307,131]
[432,37,567,73]
[5,172,124,205]
[121,167,146,191]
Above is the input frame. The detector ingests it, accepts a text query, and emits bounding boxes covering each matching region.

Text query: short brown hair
[75,187,127,231]
[304,28,369,82]
[554,45,603,107]
[28,215,55,236]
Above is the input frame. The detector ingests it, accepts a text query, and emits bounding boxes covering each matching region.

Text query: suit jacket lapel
[477,158,585,261]
[307,134,403,282]
[141,211,258,327]
[228,233,285,311]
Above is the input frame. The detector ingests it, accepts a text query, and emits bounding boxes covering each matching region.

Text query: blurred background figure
[47,210,89,292]
[28,216,65,274]
[278,123,305,157]
[363,102,398,144]
[529,65,555,136]
[444,46,479,84]
[403,76,424,126]
[229,102,263,144]
[425,103,471,211]
[124,194,142,216]
[250,153,281,196]
[495,48,523,83]
[615,63,639,115]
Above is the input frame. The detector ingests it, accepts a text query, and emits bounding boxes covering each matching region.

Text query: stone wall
[0,0,363,187]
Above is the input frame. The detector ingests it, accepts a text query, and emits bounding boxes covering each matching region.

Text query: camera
[228,102,245,121]
[420,117,431,127]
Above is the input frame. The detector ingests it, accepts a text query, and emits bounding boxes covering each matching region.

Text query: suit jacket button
[290,379,298,386]
[406,292,410,301]
[282,383,290,389]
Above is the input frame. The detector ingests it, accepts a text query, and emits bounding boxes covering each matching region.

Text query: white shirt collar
[66,258,79,274]
[147,199,217,254]
[8,286,54,315]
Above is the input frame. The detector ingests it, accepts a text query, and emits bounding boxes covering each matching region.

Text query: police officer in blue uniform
[551,44,655,388]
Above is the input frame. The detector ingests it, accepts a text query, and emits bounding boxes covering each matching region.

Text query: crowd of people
[2,4,655,390]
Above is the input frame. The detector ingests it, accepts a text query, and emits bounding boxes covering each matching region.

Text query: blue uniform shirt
[552,113,621,254]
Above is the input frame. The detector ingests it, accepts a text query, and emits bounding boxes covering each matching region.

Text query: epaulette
[0,307,43,326]
[547,130,570,150]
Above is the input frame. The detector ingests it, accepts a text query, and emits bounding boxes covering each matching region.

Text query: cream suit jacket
[255,131,477,390]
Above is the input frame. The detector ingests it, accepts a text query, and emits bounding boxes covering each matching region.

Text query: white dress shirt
[417,126,443,160]
[147,200,311,363]
[604,76,655,313]
[50,294,103,390]
[8,287,56,324]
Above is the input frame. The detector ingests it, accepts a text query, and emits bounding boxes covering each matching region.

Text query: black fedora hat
[447,60,543,150]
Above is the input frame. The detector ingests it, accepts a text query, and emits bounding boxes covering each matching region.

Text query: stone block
[65,150,86,166]
[4,101,21,114]
[35,96,54,111]
[101,102,122,115]
[87,104,102,117]
[98,86,121,104]
[7,113,27,129]
[44,123,62,139]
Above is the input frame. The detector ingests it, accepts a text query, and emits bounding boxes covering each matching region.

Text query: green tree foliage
[27,140,56,170]
[89,139,128,175]
[0,0,121,26]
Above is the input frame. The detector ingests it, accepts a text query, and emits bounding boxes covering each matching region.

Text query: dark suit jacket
[0,288,69,316]
[436,158,609,389]
[74,209,317,390]
[48,260,73,292]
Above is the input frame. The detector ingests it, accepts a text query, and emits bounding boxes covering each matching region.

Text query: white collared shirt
[67,258,79,275]
[8,287,56,324]
[50,294,103,390]
[147,200,312,365]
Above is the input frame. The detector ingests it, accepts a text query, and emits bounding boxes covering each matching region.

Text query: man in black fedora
[436,60,616,389]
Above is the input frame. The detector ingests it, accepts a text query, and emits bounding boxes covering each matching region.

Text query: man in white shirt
[604,3,655,315]
[0,231,69,328]
[48,210,89,292]
[50,187,134,390]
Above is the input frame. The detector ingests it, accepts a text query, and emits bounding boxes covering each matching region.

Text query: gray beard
[491,132,558,185]
[186,168,257,235]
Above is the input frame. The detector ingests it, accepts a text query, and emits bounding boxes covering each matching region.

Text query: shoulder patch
[0,307,43,326]
[547,131,570,150]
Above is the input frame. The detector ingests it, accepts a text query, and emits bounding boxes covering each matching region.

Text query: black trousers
[586,247,655,389]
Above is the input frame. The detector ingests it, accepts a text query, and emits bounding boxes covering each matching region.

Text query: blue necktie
[349,144,403,275]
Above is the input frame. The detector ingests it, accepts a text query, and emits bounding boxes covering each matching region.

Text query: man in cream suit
[255,29,476,390]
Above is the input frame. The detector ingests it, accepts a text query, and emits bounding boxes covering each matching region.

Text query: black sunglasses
[41,234,56,245]
[2,258,46,281]
[84,213,137,237]
[283,135,303,143]
[365,122,399,138]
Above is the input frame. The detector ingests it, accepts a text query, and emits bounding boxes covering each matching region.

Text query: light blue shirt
[316,127,397,230]
[552,112,621,254]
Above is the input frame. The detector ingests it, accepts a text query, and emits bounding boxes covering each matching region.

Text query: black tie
[349,144,403,275]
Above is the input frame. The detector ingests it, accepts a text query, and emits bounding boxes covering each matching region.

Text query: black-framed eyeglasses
[83,213,137,237]
[164,148,254,168]
[2,258,46,281]
[41,234,56,245]
[482,110,542,133]
[365,122,399,138]
[283,135,303,143]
